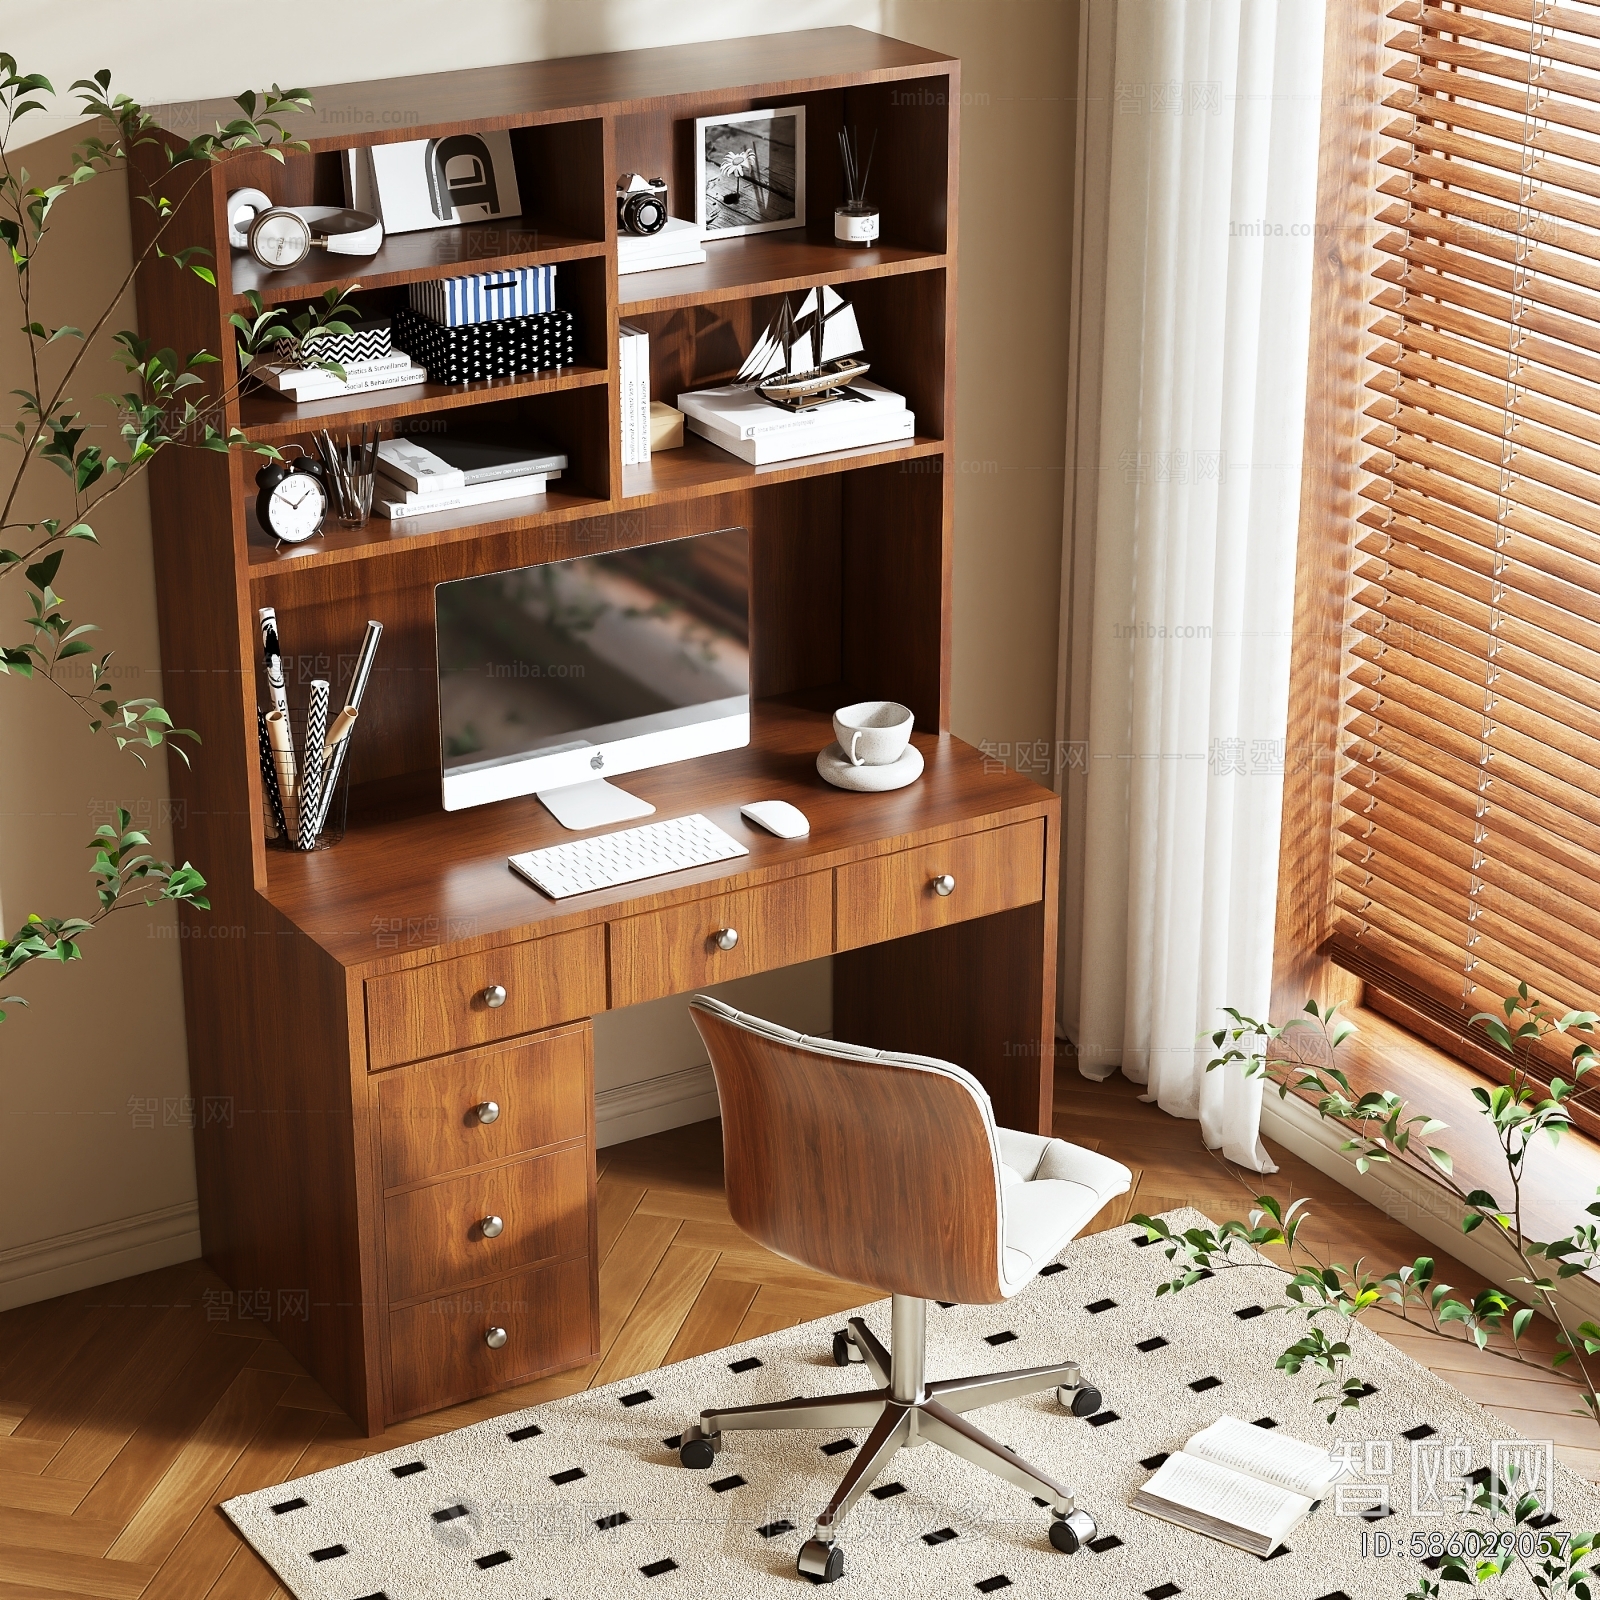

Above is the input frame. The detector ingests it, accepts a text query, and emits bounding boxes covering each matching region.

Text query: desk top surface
[264,700,1055,971]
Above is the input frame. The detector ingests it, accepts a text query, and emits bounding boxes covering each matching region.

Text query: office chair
[677,996,1133,1583]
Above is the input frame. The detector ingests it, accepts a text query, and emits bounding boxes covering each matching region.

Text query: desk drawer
[388,1254,593,1420]
[835,819,1045,951]
[608,872,833,1009]
[377,1026,591,1189]
[384,1144,590,1305]
[366,925,605,1070]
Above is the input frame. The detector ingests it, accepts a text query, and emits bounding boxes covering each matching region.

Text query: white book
[1132,1416,1348,1559]
[373,472,548,520]
[256,363,429,403]
[685,402,914,465]
[618,218,708,275]
[677,378,907,440]
[257,353,415,396]
[376,438,466,495]
[619,324,651,465]
[620,248,709,277]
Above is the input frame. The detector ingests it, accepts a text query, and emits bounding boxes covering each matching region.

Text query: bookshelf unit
[131,28,1061,1434]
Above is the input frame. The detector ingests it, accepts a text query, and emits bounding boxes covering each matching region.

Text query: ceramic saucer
[816,740,924,792]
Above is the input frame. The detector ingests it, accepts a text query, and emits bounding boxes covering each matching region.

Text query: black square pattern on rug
[1311,1592,1353,1600]
[620,1389,654,1407]
[936,1300,956,1309]
[431,1505,468,1524]
[1089,1534,1124,1553]
[1401,1424,1436,1442]
[595,1512,631,1531]
[923,1526,958,1545]
[475,1551,512,1571]
[821,1438,857,1456]
[1087,1410,1120,1427]
[1145,1585,1182,1599]
[352,1592,388,1599]
[1234,1304,1265,1320]
[310,1544,347,1561]
[1189,1376,1222,1393]
[641,1558,679,1577]
[1251,1417,1277,1429]
[728,1356,762,1374]
[871,1481,907,1500]
[758,1520,795,1539]
[270,1497,306,1514]
[1140,1452,1170,1470]
[392,1460,428,1477]
[1263,1544,1291,1561]
[662,1435,682,1450]
[985,1330,1018,1347]
[1086,1298,1117,1314]
[506,1424,542,1442]
[1039,1262,1067,1276]
[1132,1232,1153,1246]
[1350,1383,1378,1399]
[549,1467,586,1486]
[1360,1504,1393,1523]
[1529,1512,1561,1529]
[975,1579,1012,1594]
[1136,1336,1169,1352]
[710,1475,746,1493]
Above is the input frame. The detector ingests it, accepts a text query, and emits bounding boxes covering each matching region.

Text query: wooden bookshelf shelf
[230,228,604,308]
[237,363,608,442]
[620,433,945,507]
[618,233,946,314]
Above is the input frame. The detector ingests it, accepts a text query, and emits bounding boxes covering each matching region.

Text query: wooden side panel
[365,926,606,1070]
[835,819,1044,951]
[608,872,833,1009]
[377,1023,591,1187]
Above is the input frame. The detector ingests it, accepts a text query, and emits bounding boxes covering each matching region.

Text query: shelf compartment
[231,230,605,309]
[238,363,607,443]
[619,233,945,313]
[622,432,943,507]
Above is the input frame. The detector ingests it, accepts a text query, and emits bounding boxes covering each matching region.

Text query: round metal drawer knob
[476,1100,501,1125]
[933,874,956,897]
[714,927,739,951]
[485,1326,508,1350]
[480,1214,504,1239]
[483,983,507,1008]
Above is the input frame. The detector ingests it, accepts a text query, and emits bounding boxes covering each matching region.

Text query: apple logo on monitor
[426,134,501,220]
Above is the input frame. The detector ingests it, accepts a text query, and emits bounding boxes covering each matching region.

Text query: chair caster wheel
[678,1424,719,1469]
[1058,1383,1101,1417]
[797,1538,844,1582]
[1050,1508,1097,1553]
[831,1329,860,1366]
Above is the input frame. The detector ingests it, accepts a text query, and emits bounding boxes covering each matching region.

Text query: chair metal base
[680,1294,1099,1577]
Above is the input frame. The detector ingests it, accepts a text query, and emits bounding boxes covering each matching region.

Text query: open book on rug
[1132,1415,1349,1557]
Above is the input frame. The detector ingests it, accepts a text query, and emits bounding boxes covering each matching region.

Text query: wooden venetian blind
[1335,0,1600,1063]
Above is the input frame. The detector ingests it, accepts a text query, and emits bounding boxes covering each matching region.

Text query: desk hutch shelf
[133,26,1060,1433]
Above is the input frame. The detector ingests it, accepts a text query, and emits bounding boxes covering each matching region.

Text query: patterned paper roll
[257,707,286,840]
[265,708,298,841]
[296,679,330,852]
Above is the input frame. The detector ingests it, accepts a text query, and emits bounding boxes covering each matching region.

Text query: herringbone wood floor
[2,1067,1595,1598]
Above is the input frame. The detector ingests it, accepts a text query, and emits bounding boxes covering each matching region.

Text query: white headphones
[226,188,275,250]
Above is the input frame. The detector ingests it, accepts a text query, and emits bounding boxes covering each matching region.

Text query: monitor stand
[536,778,657,831]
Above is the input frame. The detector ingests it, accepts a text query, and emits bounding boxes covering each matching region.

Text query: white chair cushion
[994,1128,1132,1295]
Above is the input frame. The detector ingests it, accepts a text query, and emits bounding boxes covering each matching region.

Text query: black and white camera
[616,172,669,236]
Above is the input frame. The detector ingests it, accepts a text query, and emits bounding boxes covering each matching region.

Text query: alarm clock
[255,450,328,544]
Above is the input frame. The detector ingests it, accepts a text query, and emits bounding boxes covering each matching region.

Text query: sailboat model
[736,284,871,410]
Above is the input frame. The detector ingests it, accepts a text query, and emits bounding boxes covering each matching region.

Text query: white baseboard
[1260,1091,1600,1328]
[0,1200,201,1311]
[595,1062,721,1148]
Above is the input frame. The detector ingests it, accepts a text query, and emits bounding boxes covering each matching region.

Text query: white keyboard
[509,812,750,899]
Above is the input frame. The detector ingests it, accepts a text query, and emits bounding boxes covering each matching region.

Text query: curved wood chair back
[689,997,1007,1304]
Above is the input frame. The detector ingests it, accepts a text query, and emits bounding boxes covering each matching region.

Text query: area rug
[222,1209,1600,1599]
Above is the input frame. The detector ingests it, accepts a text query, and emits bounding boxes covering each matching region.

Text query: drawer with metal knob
[376,1023,591,1188]
[383,1143,589,1304]
[607,871,832,1009]
[834,820,1046,950]
[364,924,605,1071]
[386,1254,593,1421]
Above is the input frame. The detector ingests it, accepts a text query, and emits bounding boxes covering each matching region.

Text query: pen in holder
[259,689,358,851]
[316,426,378,528]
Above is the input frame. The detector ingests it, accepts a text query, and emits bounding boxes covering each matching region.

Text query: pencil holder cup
[324,432,377,528]
[261,699,356,852]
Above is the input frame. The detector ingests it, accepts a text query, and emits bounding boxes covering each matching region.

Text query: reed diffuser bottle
[835,125,879,245]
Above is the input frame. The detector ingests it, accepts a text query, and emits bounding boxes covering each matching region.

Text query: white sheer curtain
[1060,0,1325,1171]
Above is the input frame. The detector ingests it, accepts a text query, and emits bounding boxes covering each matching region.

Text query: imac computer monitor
[436,526,750,812]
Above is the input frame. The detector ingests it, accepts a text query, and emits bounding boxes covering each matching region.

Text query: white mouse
[741,800,810,839]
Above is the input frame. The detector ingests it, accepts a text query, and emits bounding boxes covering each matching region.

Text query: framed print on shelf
[695,106,806,240]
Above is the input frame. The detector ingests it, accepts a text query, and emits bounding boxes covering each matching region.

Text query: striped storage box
[391,306,576,385]
[407,265,557,327]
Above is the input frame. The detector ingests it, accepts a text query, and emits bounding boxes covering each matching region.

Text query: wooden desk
[217,703,1057,1432]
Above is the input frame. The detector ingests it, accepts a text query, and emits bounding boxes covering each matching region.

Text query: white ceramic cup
[833,700,914,766]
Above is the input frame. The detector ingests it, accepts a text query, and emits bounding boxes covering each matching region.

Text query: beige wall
[0,0,1076,1302]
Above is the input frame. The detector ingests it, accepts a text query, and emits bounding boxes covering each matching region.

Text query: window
[1331,0,1600,1077]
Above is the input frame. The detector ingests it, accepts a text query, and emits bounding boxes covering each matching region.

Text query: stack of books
[676,379,914,465]
[251,319,429,403]
[619,323,651,465]
[618,217,707,276]
[373,436,568,522]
